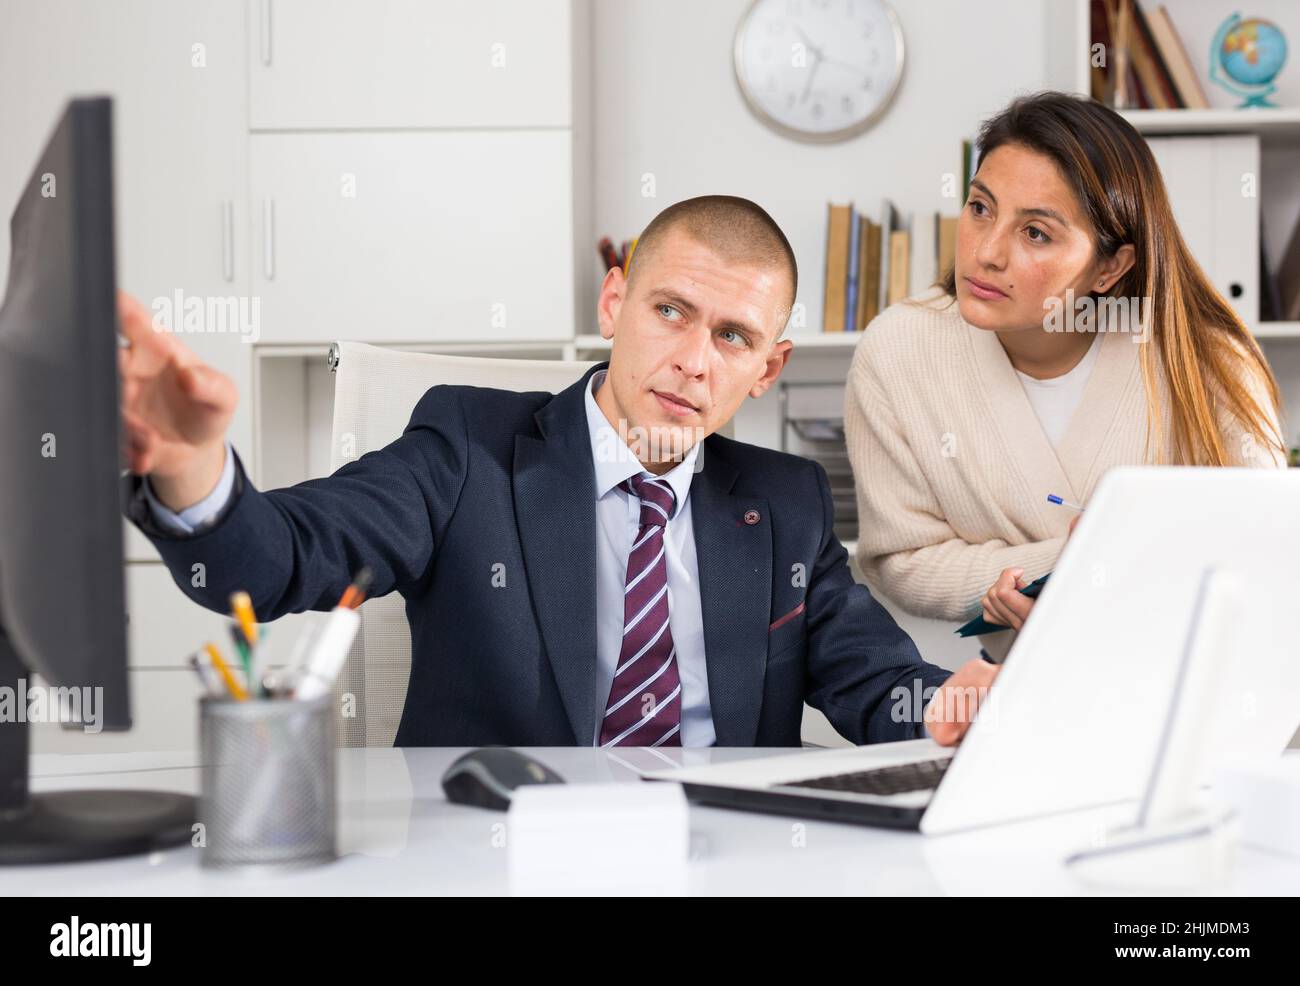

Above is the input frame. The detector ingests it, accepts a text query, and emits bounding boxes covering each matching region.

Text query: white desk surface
[11,746,1300,896]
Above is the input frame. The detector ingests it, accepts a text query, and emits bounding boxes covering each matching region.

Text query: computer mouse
[440,747,566,811]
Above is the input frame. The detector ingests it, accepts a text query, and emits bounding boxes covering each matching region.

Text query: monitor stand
[0,628,196,864]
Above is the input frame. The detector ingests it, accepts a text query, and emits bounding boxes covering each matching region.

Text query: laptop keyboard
[777,757,952,797]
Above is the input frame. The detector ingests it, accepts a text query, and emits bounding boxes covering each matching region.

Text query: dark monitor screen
[0,96,129,731]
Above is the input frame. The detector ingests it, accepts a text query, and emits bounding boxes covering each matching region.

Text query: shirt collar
[583,368,700,519]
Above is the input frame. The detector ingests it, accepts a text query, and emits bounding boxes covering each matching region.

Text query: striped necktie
[599,474,682,747]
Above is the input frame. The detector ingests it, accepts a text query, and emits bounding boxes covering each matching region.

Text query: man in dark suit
[119,195,995,748]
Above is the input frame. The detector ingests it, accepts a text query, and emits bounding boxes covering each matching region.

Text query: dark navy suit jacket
[124,361,950,746]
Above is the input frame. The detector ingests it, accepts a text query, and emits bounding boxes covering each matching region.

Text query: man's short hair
[625,195,798,328]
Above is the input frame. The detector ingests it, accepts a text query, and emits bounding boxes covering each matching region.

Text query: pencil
[204,642,249,701]
[230,590,259,646]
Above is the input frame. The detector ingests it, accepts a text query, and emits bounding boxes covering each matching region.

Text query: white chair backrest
[328,342,597,746]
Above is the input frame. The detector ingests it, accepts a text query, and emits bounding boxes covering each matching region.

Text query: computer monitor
[0,97,194,863]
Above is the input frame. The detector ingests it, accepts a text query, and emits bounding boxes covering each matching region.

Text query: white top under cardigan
[1016,331,1102,449]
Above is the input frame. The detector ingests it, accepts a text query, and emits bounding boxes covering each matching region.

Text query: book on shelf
[878,200,904,315]
[855,213,882,330]
[822,203,853,332]
[822,199,909,332]
[845,206,862,332]
[1128,0,1179,109]
[936,214,958,282]
[1092,0,1207,111]
[887,228,910,307]
[1147,4,1209,109]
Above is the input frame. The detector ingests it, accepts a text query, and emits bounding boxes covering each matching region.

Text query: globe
[1210,14,1289,108]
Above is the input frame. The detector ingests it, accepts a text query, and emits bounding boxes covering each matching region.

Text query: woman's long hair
[938,91,1283,466]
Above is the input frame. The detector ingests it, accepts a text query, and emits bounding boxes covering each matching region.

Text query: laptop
[644,467,1300,835]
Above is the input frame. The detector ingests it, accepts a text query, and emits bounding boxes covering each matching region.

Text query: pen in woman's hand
[1046,493,1084,511]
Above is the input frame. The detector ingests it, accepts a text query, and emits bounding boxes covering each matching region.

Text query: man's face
[595,229,793,471]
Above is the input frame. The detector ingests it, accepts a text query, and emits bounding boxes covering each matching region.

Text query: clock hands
[821,56,872,81]
[793,25,871,102]
[793,26,825,104]
[793,25,825,61]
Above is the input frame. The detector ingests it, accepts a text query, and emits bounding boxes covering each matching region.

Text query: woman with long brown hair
[845,91,1286,657]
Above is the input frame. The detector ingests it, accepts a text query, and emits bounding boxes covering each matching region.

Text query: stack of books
[1091,0,1210,110]
[821,202,959,332]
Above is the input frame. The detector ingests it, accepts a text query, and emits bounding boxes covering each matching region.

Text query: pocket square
[768,600,805,632]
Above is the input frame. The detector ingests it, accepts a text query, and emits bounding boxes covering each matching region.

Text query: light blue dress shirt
[583,369,714,747]
[144,369,717,746]
[141,440,236,535]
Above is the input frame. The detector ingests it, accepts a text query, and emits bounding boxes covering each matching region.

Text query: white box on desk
[507,782,689,895]
[1215,756,1300,859]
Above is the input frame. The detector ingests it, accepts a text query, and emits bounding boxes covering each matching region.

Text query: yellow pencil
[230,591,259,647]
[204,642,249,701]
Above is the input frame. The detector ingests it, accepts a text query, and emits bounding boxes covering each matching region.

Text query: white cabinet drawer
[29,669,206,754]
[127,562,330,673]
[248,0,573,130]
[249,130,574,343]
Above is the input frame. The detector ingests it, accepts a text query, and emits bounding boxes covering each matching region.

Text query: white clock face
[734,0,905,142]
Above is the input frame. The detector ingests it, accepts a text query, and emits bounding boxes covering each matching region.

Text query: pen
[291,606,361,701]
[228,624,258,698]
[1046,493,1085,511]
[337,567,373,610]
[189,649,225,698]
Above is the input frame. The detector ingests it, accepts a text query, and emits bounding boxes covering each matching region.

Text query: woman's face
[954,142,1113,333]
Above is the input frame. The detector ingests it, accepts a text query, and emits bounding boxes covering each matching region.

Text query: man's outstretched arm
[119,291,465,620]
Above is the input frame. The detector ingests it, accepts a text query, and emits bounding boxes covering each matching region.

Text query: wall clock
[734,0,906,142]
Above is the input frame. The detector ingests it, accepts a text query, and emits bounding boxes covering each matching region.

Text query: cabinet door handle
[262,197,275,281]
[259,0,273,66]
[221,200,234,282]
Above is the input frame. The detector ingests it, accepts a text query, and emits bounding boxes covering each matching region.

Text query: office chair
[327,342,599,746]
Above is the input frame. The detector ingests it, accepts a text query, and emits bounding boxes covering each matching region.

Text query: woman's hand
[980,516,1082,630]
[981,567,1032,630]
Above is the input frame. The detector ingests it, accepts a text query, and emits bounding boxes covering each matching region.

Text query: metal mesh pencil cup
[198,695,337,869]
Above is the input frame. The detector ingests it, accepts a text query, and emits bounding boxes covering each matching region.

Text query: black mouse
[440,747,566,811]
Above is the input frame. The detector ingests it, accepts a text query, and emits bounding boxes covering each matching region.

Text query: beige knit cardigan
[844,288,1286,624]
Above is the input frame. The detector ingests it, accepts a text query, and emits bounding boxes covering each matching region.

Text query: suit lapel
[513,365,603,745]
[691,439,772,746]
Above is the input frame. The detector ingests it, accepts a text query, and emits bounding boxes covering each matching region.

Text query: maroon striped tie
[599,475,682,747]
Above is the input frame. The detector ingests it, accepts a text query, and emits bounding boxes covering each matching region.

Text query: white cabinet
[29,669,207,755]
[247,0,573,130]
[249,131,574,343]
[0,0,253,562]
[5,1,588,757]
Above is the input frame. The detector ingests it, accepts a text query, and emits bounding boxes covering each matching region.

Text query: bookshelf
[1119,106,1300,141]
[1054,1,1300,345]
[1254,321,1300,339]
